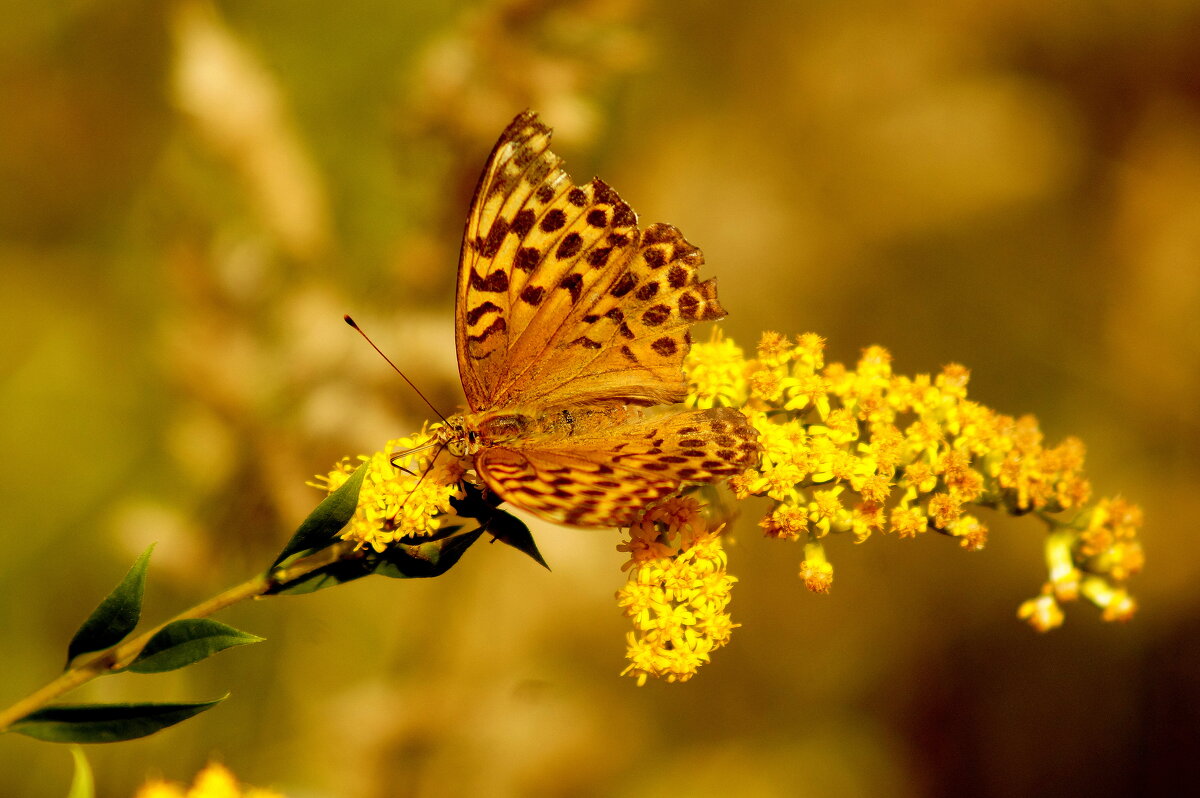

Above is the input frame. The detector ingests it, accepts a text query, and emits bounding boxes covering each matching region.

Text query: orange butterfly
[437,111,758,527]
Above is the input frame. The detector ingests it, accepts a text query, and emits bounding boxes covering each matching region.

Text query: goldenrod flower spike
[684,328,1144,635]
[302,327,1143,687]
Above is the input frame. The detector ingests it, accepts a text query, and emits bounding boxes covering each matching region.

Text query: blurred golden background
[2,0,1198,795]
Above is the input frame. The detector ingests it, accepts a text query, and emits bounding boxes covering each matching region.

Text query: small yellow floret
[312,430,465,552]
[1018,591,1064,632]
[618,500,739,685]
[685,331,749,409]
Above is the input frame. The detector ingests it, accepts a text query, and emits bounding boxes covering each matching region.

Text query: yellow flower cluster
[135,762,282,798]
[617,497,738,685]
[310,429,465,552]
[685,330,1144,629]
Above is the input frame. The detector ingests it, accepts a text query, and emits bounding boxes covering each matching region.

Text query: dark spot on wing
[587,246,613,268]
[651,336,678,357]
[465,301,501,326]
[635,282,660,301]
[540,209,566,232]
[559,272,583,303]
[466,316,506,344]
[612,203,636,228]
[480,218,510,258]
[668,264,689,288]
[470,269,509,293]
[643,225,674,245]
[610,272,637,297]
[642,247,666,268]
[641,304,670,326]
[520,284,545,305]
[515,247,541,272]
[512,208,536,237]
[557,232,583,259]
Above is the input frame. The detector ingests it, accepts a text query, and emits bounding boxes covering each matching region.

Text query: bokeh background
[3,0,1198,795]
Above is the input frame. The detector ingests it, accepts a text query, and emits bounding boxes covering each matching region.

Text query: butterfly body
[445,111,759,528]
[441,405,637,456]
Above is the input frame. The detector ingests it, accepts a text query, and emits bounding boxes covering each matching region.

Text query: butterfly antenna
[389,438,442,474]
[394,441,445,491]
[344,315,450,425]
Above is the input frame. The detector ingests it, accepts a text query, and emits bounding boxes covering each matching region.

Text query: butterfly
[436,111,759,528]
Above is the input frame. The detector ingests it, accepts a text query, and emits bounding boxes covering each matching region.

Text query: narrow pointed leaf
[450,481,503,521]
[68,746,94,798]
[266,549,376,595]
[452,483,548,568]
[268,567,361,595]
[268,528,485,594]
[8,696,227,743]
[127,619,263,674]
[375,529,485,579]
[483,509,549,571]
[66,545,155,667]
[272,463,366,567]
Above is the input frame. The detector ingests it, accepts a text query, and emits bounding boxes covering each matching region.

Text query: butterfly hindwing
[476,407,759,527]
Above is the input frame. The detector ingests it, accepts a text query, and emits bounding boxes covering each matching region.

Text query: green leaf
[65,545,155,667]
[272,463,367,567]
[267,549,377,595]
[8,696,226,743]
[482,508,549,570]
[451,483,548,570]
[375,529,485,579]
[127,619,263,674]
[450,481,504,520]
[67,746,94,798]
[268,528,485,595]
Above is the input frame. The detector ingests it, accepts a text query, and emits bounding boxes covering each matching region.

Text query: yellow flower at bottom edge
[134,762,285,798]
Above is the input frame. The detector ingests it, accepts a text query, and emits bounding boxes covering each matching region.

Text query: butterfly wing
[475,407,759,527]
[455,111,725,414]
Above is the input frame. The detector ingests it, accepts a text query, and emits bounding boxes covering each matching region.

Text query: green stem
[0,541,359,733]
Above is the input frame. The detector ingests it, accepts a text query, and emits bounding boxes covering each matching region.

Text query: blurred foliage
[1,0,1197,796]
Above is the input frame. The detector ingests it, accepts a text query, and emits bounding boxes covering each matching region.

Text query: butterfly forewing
[499,221,726,410]
[456,111,570,410]
[449,111,759,528]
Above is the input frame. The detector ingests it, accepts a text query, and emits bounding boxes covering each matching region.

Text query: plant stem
[0,541,358,733]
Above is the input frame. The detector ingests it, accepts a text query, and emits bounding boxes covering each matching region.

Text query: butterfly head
[437,414,480,458]
[438,411,536,457]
